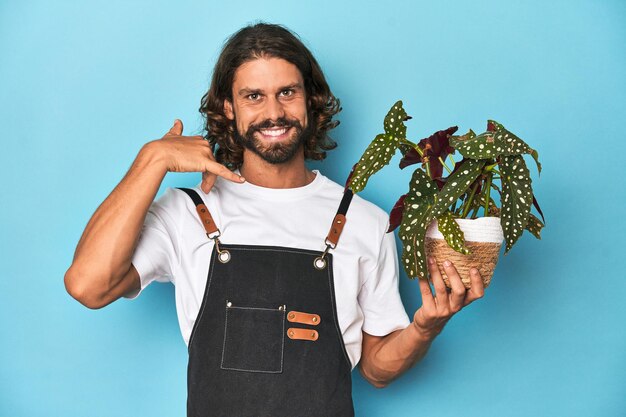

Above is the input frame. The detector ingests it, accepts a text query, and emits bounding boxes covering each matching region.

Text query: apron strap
[177,187,221,239]
[324,189,354,249]
[176,185,353,256]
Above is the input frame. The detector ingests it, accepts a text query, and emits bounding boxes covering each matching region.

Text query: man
[65,23,484,416]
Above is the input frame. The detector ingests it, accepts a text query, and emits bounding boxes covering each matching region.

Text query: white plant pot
[425,217,504,289]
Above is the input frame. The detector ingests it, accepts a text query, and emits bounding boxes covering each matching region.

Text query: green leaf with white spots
[478,196,543,240]
[500,155,533,253]
[449,130,506,159]
[430,159,486,219]
[436,210,470,254]
[525,213,544,239]
[450,121,541,174]
[348,101,408,193]
[398,168,437,279]
[489,120,541,173]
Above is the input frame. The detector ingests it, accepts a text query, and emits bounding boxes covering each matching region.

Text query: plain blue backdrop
[1,1,625,416]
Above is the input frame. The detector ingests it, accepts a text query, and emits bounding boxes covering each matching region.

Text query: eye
[247,93,260,101]
[280,89,294,97]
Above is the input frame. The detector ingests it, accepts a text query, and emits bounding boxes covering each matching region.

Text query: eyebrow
[237,83,304,97]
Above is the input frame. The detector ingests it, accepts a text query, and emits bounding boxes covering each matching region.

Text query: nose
[263,96,285,122]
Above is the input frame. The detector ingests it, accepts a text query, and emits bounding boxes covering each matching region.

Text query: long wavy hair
[199,23,341,168]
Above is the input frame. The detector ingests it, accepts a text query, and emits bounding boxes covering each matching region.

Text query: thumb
[165,119,184,137]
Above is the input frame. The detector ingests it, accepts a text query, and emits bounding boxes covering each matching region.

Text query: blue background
[1,1,625,416]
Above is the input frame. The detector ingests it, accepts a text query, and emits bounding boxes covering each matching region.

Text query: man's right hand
[147,119,245,193]
[65,119,245,309]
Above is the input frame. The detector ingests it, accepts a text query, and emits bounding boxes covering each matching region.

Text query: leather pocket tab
[287,328,319,341]
[287,311,321,326]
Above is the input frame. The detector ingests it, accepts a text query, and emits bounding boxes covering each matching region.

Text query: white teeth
[259,127,288,137]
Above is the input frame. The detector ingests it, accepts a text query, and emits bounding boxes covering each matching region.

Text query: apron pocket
[220,302,286,373]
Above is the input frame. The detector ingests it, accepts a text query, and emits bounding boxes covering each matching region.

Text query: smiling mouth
[257,126,292,140]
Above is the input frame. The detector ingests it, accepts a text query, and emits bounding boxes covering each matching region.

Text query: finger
[201,172,217,194]
[428,257,450,310]
[442,260,467,312]
[164,119,184,137]
[204,160,245,183]
[417,273,436,311]
[463,268,485,306]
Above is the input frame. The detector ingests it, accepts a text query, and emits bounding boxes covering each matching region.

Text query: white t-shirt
[128,170,411,369]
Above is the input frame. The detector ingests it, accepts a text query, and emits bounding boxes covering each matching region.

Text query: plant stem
[461,182,480,218]
[484,171,493,216]
[400,138,422,155]
[439,156,452,174]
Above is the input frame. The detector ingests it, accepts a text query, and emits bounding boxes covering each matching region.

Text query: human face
[224,57,311,164]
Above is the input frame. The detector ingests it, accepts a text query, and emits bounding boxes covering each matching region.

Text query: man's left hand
[412,257,485,340]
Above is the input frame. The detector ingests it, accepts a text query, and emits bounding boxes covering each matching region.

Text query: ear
[224,99,234,120]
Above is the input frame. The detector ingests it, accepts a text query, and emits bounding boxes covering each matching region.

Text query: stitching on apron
[220,307,285,373]
[225,246,325,256]
[227,306,284,311]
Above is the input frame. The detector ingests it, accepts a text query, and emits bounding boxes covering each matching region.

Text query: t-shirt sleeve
[124,188,181,299]
[358,228,411,336]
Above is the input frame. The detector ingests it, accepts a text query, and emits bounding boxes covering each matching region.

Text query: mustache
[248,117,302,132]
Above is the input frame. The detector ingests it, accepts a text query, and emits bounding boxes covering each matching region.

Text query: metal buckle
[206,230,221,240]
[324,238,337,250]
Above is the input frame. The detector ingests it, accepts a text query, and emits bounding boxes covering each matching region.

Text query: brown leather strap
[177,188,221,238]
[325,214,346,247]
[287,311,321,326]
[324,189,354,249]
[196,204,219,237]
[287,328,319,341]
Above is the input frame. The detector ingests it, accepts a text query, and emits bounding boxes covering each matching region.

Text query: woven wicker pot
[425,217,504,289]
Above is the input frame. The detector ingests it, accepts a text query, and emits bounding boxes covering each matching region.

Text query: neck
[239,148,316,189]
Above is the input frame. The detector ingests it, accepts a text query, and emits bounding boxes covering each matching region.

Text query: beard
[233,114,314,165]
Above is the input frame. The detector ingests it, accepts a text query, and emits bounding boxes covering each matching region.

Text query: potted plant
[347,101,544,288]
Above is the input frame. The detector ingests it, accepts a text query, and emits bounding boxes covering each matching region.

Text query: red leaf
[421,126,458,178]
[399,126,458,172]
[419,126,458,157]
[387,194,407,232]
[532,195,545,223]
[399,147,421,169]
[487,121,496,132]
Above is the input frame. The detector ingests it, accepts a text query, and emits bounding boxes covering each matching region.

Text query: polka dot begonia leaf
[436,210,471,254]
[398,168,438,280]
[500,155,533,253]
[524,213,544,240]
[450,120,542,174]
[483,198,543,241]
[348,101,408,193]
[430,159,486,220]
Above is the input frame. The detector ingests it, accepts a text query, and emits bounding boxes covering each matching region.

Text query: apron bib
[178,187,355,417]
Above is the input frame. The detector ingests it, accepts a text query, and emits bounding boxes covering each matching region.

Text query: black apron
[178,187,355,417]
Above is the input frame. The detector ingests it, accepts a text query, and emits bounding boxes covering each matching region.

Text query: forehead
[232,57,304,92]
